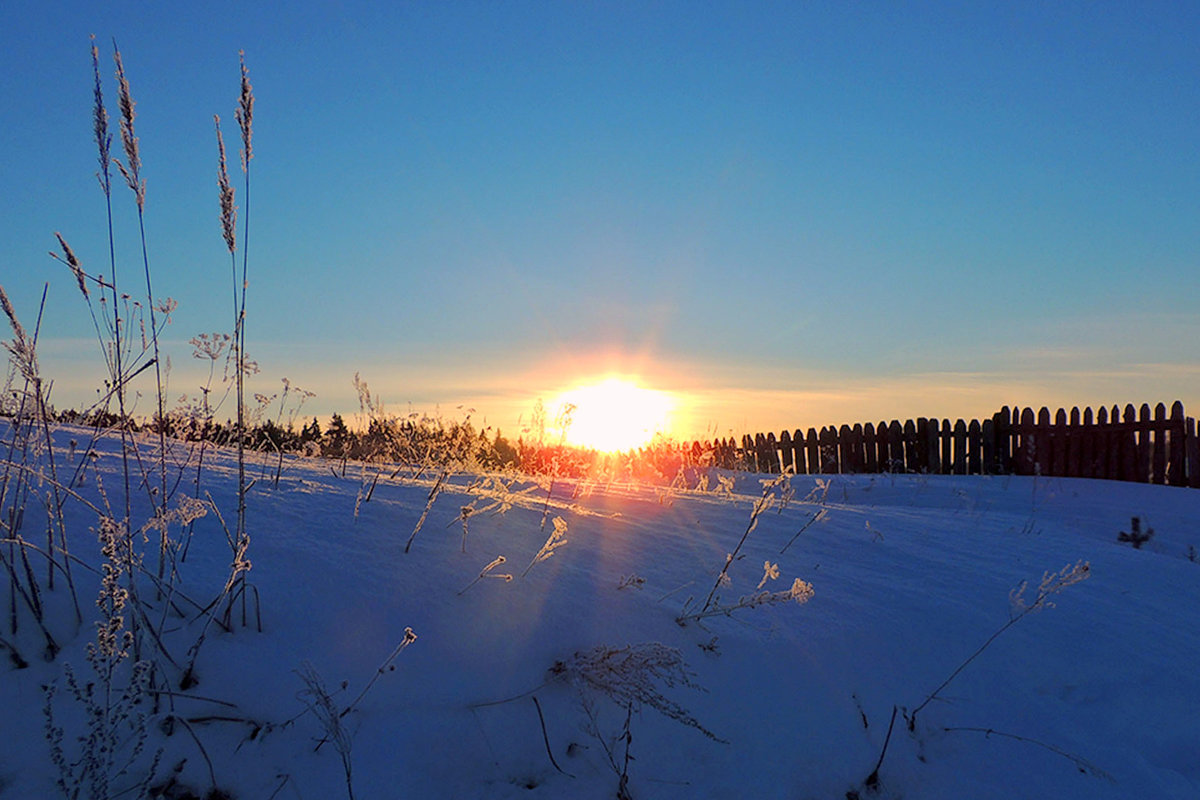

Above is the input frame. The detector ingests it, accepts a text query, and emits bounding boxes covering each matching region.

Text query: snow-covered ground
[2,425,1198,799]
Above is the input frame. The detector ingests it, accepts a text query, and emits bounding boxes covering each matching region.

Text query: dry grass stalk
[457,555,513,595]
[215,117,237,254]
[695,474,786,617]
[553,642,724,743]
[522,515,568,577]
[112,44,144,210]
[235,51,254,172]
[54,233,89,299]
[91,36,112,195]
[231,53,254,626]
[296,663,356,800]
[111,42,171,588]
[90,36,135,528]
[865,561,1094,793]
[908,560,1091,729]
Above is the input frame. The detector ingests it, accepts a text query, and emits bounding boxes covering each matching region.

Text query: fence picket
[968,420,982,475]
[1137,404,1153,482]
[1152,403,1167,484]
[863,423,878,473]
[1118,405,1136,482]
[1169,402,1185,487]
[1101,406,1113,480]
[993,409,1011,473]
[1187,417,1200,489]
[763,432,777,474]
[792,430,807,474]
[779,430,794,474]
[817,426,837,473]
[1052,408,1067,477]
[937,420,951,474]
[950,420,966,475]
[850,424,866,473]
[805,429,820,476]
[1066,408,1081,477]
[887,421,903,472]
[1080,407,1095,479]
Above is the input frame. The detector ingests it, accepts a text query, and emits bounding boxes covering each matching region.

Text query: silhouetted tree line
[32,406,524,470]
[14,405,707,481]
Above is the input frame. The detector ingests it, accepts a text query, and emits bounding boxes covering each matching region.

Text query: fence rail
[684,401,1199,488]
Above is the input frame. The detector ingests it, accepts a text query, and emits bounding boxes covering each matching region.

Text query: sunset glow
[549,377,675,452]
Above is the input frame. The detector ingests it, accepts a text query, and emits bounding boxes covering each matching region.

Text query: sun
[549,376,675,453]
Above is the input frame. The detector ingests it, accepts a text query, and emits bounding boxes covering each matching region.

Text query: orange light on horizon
[548,376,676,452]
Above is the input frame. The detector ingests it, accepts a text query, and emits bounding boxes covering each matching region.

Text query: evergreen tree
[324,413,352,458]
[300,416,321,444]
[492,429,518,467]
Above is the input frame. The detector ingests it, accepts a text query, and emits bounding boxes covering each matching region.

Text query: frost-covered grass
[2,424,1198,799]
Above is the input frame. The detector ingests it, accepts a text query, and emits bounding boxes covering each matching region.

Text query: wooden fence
[684,401,1200,488]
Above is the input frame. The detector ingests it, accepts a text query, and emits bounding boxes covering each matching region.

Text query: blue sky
[2,1,1198,439]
